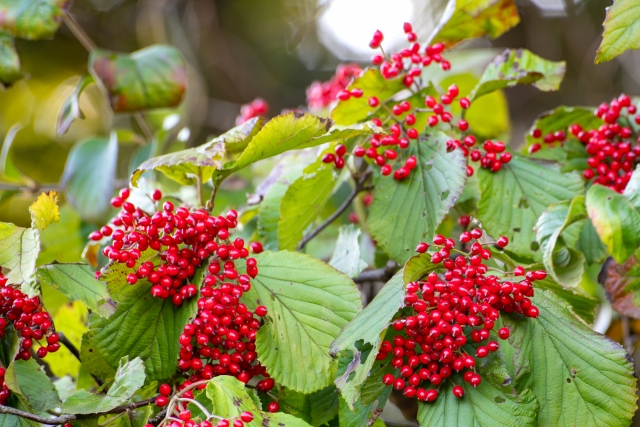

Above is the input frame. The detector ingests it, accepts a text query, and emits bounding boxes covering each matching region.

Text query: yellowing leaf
[28,191,60,231]
[596,0,640,64]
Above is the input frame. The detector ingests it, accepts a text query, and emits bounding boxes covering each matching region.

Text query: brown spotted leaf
[600,255,640,319]
[0,0,70,40]
[90,45,187,113]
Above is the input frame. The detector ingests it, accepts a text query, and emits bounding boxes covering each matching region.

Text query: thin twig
[63,13,155,142]
[58,332,104,387]
[0,397,157,425]
[196,174,204,208]
[621,315,634,354]
[353,261,399,284]
[297,171,371,250]
[206,184,219,213]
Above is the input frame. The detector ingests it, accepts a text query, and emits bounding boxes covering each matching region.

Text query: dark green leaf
[416,382,538,427]
[338,387,390,427]
[331,69,405,125]
[62,134,119,223]
[56,76,93,137]
[430,0,520,48]
[471,49,565,100]
[0,223,39,297]
[80,281,196,381]
[534,196,587,287]
[577,219,608,265]
[0,34,21,88]
[505,289,637,427]
[596,0,640,63]
[62,357,145,414]
[5,358,59,413]
[239,251,361,394]
[37,263,116,318]
[90,45,187,113]
[0,0,69,40]
[477,156,584,261]
[368,133,467,263]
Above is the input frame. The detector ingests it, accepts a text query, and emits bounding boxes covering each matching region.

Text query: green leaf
[338,387,390,427]
[56,76,93,137]
[206,376,312,426]
[0,223,39,297]
[131,118,264,187]
[308,386,339,427]
[331,69,405,125]
[586,172,640,264]
[0,395,39,427]
[257,155,312,250]
[505,289,637,427]
[240,251,361,394]
[278,157,337,250]
[523,106,603,153]
[534,196,587,287]
[0,34,21,88]
[62,357,145,414]
[577,218,608,265]
[329,225,367,278]
[477,156,584,261]
[5,358,60,413]
[471,49,565,100]
[90,45,186,113]
[596,0,640,63]
[534,277,597,323]
[80,281,197,381]
[416,382,538,427]
[368,133,467,263]
[36,263,116,318]
[62,134,119,223]
[28,191,60,231]
[109,406,151,427]
[0,0,69,40]
[430,0,520,48]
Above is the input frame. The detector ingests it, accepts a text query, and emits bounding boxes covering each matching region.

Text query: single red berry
[267,401,279,413]
[250,241,263,254]
[240,412,254,423]
[369,97,379,107]
[452,385,464,398]
[155,396,168,407]
[233,420,244,427]
[416,242,429,253]
[159,383,171,396]
[498,327,510,340]
[255,306,268,317]
[496,236,509,248]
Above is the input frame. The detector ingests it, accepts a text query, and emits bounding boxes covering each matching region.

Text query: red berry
[452,385,464,398]
[498,327,510,340]
[267,402,279,413]
[496,236,509,248]
[240,412,254,422]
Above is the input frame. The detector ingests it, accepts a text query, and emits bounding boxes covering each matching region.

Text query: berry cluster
[306,64,363,112]
[326,23,474,181]
[91,189,263,307]
[236,98,269,126]
[149,400,257,427]
[0,272,59,360]
[378,230,543,402]
[446,137,512,176]
[529,94,639,192]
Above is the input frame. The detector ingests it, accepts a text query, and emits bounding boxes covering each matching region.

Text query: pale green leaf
[505,289,637,427]
[0,223,39,297]
[37,263,116,318]
[5,359,59,413]
[63,357,145,414]
[534,196,587,287]
[56,76,93,137]
[471,49,565,100]
[329,225,368,278]
[205,376,312,426]
[240,251,361,394]
[368,133,467,263]
[477,156,584,261]
[62,133,119,223]
[596,0,640,64]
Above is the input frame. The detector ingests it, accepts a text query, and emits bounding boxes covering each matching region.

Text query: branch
[367,407,384,426]
[297,171,372,250]
[353,261,399,284]
[0,397,157,425]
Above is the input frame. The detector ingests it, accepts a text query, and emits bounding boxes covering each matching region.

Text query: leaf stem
[297,170,371,250]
